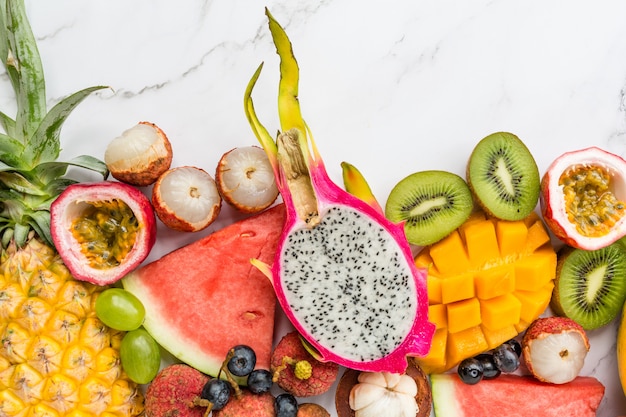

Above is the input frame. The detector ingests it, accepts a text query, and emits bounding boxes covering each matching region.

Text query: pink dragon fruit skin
[244,9,435,373]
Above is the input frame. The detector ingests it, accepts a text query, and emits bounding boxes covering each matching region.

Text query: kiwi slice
[466,132,540,221]
[551,242,626,330]
[385,170,473,246]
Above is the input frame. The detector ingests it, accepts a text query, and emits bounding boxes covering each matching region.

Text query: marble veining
[5,1,626,415]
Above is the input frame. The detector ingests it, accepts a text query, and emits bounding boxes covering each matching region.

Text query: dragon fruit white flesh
[244,9,435,373]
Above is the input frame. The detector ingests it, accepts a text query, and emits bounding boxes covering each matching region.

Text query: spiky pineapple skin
[0,236,144,416]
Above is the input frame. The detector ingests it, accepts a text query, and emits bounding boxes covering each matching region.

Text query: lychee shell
[271,330,339,397]
[213,390,275,417]
[145,364,209,417]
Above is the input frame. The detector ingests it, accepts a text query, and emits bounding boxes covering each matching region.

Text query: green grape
[95,288,145,331]
[120,328,161,384]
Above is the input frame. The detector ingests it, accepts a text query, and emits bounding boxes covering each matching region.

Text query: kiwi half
[467,132,540,221]
[551,241,626,330]
[385,170,473,246]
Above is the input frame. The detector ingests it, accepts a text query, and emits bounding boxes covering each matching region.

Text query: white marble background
[7,0,626,415]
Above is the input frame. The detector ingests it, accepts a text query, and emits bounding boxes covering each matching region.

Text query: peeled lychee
[105,121,173,186]
[215,146,279,214]
[152,166,222,232]
[522,316,590,384]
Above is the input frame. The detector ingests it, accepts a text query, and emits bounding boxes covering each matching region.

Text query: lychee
[271,330,339,397]
[145,364,209,417]
[522,316,590,384]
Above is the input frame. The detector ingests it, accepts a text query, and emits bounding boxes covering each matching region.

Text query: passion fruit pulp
[541,146,626,250]
[50,181,156,285]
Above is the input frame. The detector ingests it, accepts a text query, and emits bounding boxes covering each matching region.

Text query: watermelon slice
[122,204,285,379]
[431,373,605,417]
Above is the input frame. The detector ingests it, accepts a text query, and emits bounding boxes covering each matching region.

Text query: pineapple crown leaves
[0,0,109,248]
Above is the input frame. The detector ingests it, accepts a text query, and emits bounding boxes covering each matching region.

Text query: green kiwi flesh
[385,170,473,246]
[467,132,540,221]
[551,242,626,330]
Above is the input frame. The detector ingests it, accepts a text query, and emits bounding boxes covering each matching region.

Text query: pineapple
[0,1,144,415]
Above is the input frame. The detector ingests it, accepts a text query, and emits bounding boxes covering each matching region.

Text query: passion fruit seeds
[50,181,157,285]
[541,146,626,250]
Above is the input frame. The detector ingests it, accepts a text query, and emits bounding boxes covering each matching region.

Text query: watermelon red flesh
[431,373,605,417]
[122,204,285,379]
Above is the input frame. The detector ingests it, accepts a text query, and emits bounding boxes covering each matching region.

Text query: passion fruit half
[50,181,157,285]
[541,146,626,250]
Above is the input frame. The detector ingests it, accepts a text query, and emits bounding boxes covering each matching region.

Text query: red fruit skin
[523,316,589,345]
[145,364,209,417]
[539,177,569,243]
[213,390,275,417]
[271,330,339,397]
[51,181,156,285]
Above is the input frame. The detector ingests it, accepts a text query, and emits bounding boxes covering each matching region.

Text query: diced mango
[413,210,556,374]
[463,220,500,268]
[459,211,488,231]
[446,326,488,368]
[415,328,448,374]
[496,220,528,257]
[441,273,474,304]
[525,219,551,253]
[514,320,531,333]
[481,325,518,348]
[523,211,540,227]
[428,304,447,329]
[474,265,515,300]
[446,298,481,333]
[480,293,522,331]
[514,248,557,291]
[414,250,433,269]
[429,231,471,275]
[427,276,442,304]
[514,281,554,323]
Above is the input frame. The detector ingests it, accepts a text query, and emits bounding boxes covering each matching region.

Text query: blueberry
[247,369,273,394]
[201,378,231,411]
[275,393,298,417]
[492,343,520,373]
[457,357,483,385]
[504,338,522,357]
[475,353,501,379]
[227,345,257,377]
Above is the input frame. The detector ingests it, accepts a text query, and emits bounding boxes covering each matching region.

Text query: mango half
[413,211,556,374]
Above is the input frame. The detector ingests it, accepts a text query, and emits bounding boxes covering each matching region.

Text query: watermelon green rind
[430,374,461,417]
[430,373,605,417]
[122,204,286,382]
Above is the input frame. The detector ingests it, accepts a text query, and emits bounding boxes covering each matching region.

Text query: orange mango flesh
[559,165,626,238]
[413,211,556,374]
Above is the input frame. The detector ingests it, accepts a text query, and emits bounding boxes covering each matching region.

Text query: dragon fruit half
[244,9,435,373]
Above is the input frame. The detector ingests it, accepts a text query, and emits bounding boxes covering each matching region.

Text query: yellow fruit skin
[413,211,557,373]
[618,301,626,395]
